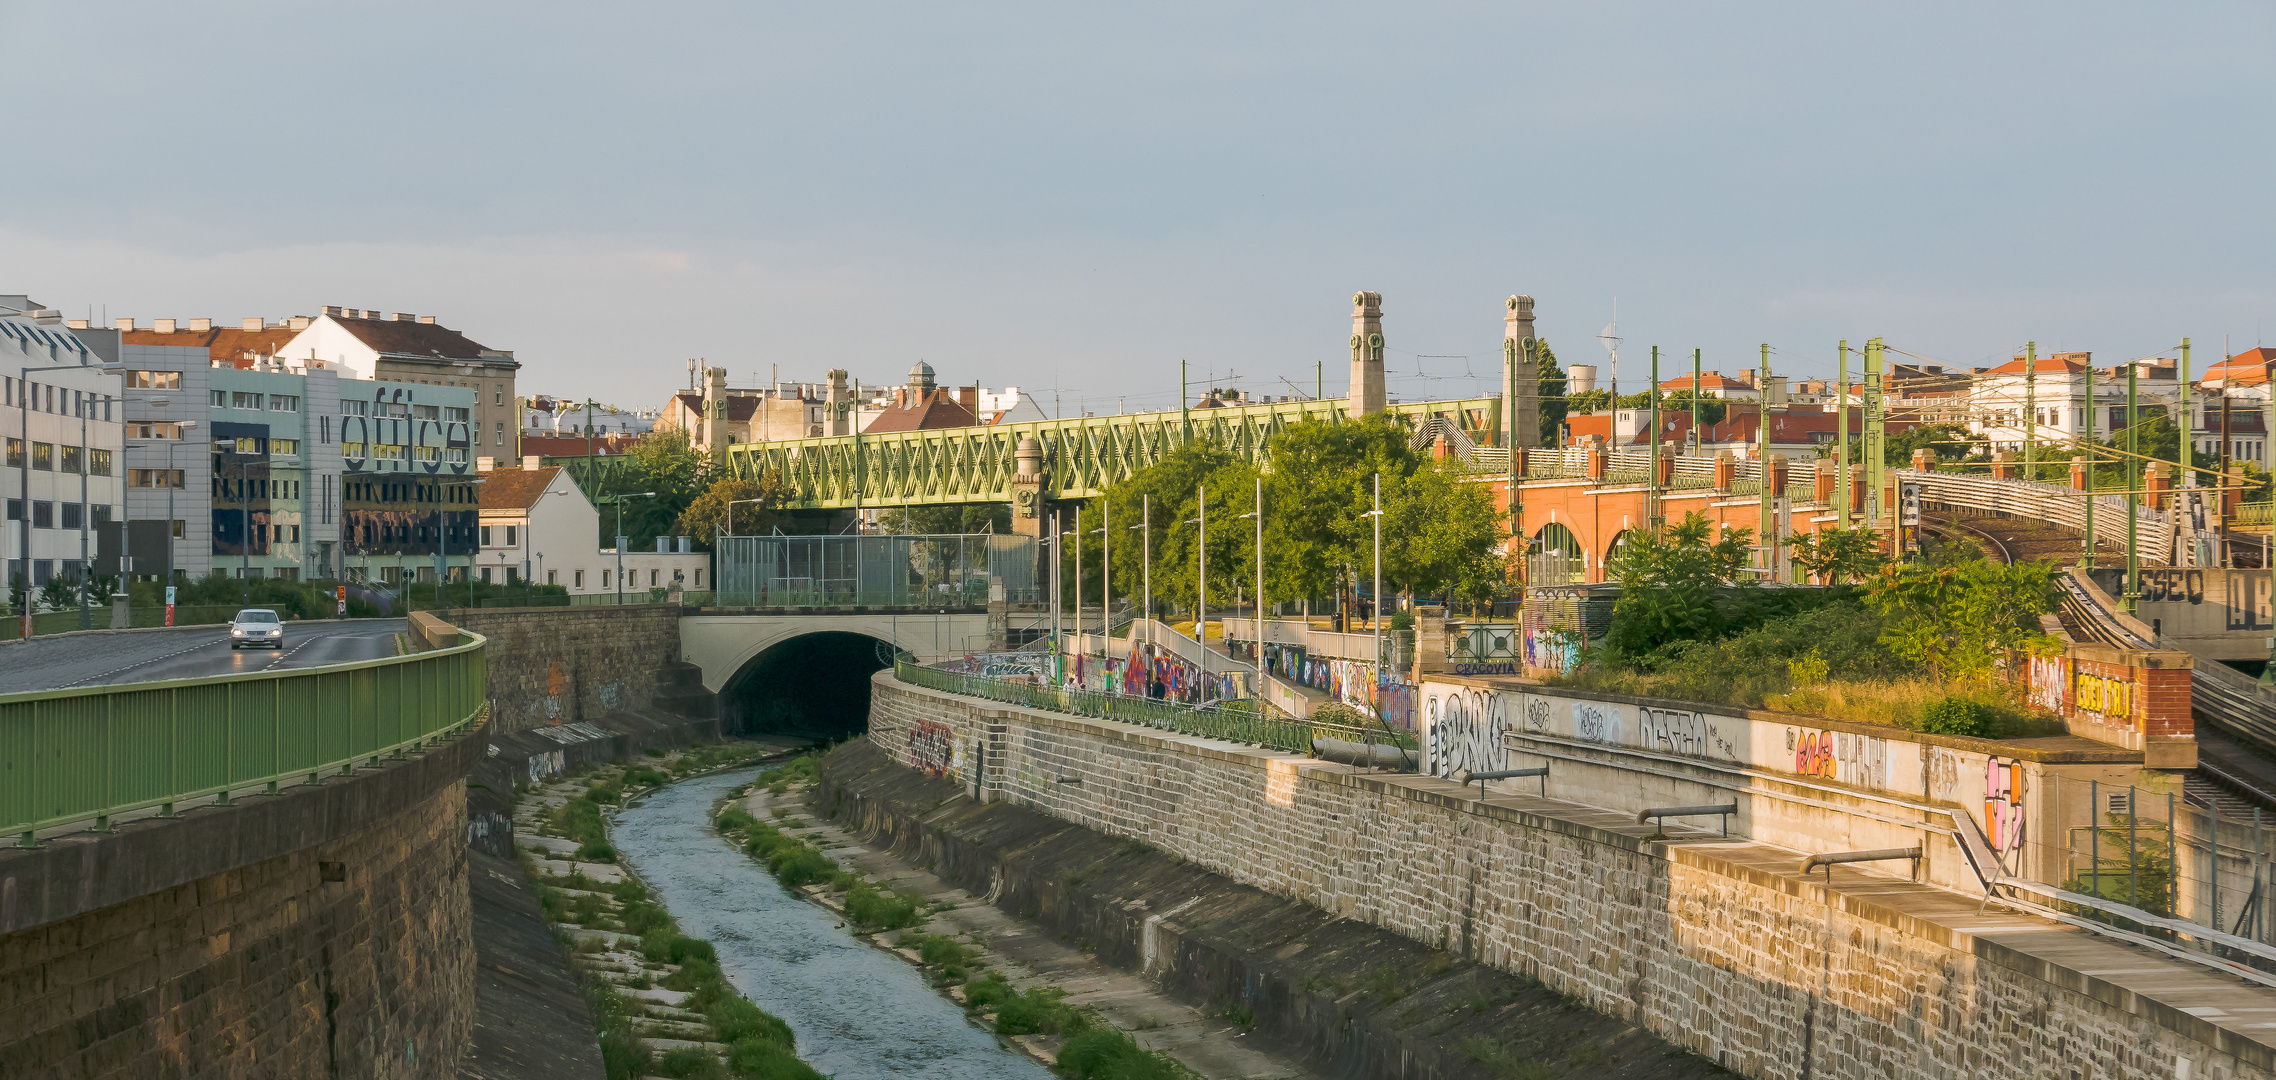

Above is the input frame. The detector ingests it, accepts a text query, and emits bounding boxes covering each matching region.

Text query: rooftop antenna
[1597,300,1623,408]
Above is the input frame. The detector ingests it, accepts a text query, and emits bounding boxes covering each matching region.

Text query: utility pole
[2180,338,2195,564]
[2126,361,2141,614]
[1074,504,1083,641]
[1864,338,1886,542]
[1253,475,1264,638]
[1648,346,1661,532]
[2083,359,2096,567]
[1836,341,1850,525]
[2023,342,2037,475]
[1690,348,1702,455]
[1371,472,1383,681]
[1140,493,1151,645]
[1509,338,1525,557]
[1758,343,1774,579]
[1195,487,1206,694]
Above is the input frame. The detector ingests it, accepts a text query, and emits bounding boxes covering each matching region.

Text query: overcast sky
[3,1,2270,412]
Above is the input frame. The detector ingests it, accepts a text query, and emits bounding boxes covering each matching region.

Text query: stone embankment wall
[0,725,483,1079]
[445,605,690,734]
[869,672,2270,1080]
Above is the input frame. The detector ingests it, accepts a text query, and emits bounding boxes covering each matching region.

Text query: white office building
[2,299,124,593]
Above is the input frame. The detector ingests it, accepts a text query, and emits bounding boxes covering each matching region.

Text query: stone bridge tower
[1347,291,1386,418]
[1505,295,1540,448]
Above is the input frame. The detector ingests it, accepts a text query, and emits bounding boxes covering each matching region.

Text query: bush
[962,972,1016,1010]
[708,995,796,1048]
[576,841,618,863]
[726,1036,826,1079]
[843,883,921,931]
[1057,1027,1188,1080]
[1917,697,1990,737]
[993,985,1086,1036]
[717,807,759,833]
[768,847,839,888]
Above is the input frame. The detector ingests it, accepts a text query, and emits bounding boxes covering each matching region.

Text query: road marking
[53,624,399,689]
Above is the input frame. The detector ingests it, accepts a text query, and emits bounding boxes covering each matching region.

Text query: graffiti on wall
[1985,756,2025,853]
[1572,702,1625,746]
[1638,707,1737,761]
[1926,744,1966,803]
[1425,688,1511,779]
[909,719,958,778]
[1787,728,1890,790]
[526,749,567,784]
[2074,667,2134,723]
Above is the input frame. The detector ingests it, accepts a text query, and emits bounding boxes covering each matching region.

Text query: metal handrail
[894,658,1414,755]
[1799,846,1923,880]
[0,628,489,845]
[1637,802,1739,838]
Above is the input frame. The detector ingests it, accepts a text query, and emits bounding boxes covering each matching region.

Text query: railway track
[1920,509,2276,819]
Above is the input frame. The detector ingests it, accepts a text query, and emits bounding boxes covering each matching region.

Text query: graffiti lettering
[1925,745,1964,803]
[1639,707,1726,759]
[1985,756,2025,853]
[1427,689,1510,779]
[1789,729,1890,789]
[1524,698,1551,733]
[909,719,957,778]
[526,749,567,784]
[1572,702,1624,746]
[2074,669,2133,721]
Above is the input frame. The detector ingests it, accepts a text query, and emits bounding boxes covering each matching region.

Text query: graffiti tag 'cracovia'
[909,720,956,778]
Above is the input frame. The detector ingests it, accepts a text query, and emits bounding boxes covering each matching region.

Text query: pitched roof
[2203,347,2275,386]
[1656,372,1753,392]
[329,313,501,362]
[1983,353,2090,376]
[671,392,763,422]
[121,325,301,367]
[863,389,976,433]
[520,434,643,458]
[478,466,566,511]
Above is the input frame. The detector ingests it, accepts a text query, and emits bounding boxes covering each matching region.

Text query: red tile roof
[330,313,501,362]
[478,466,567,511]
[1983,352,2090,376]
[2203,348,2274,386]
[863,389,976,433]
[121,325,302,367]
[521,434,643,458]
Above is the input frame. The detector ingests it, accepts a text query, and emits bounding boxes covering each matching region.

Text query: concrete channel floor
[745,784,1314,1079]
[1423,771,2276,1054]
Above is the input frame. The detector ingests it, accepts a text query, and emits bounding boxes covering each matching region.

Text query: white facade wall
[2,317,124,592]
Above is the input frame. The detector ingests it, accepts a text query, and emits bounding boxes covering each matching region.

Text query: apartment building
[1967,352,2185,454]
[337,379,480,589]
[282,307,521,460]
[2,300,123,590]
[474,462,705,595]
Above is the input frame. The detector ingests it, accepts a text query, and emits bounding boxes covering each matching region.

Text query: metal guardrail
[893,658,1415,755]
[1903,468,2173,563]
[0,627,488,844]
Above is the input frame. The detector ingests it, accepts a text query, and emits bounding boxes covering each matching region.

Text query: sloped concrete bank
[816,739,1732,1080]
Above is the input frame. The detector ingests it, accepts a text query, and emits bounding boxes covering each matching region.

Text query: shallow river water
[610,766,1055,1080]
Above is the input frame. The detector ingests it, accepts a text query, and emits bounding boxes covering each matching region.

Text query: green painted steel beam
[696,396,1500,510]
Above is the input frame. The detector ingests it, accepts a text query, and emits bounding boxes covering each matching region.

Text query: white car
[228,608,286,649]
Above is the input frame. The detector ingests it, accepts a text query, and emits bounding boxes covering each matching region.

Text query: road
[0,619,408,695]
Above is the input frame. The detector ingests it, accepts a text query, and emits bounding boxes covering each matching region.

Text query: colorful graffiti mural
[1985,756,2025,853]
[909,719,957,778]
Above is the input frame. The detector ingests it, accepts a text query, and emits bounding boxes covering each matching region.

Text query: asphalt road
[0,618,408,695]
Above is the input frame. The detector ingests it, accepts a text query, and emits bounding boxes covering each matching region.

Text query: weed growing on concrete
[842,881,921,931]
[1364,965,1407,1002]
[1055,1027,1197,1080]
[1221,1004,1255,1032]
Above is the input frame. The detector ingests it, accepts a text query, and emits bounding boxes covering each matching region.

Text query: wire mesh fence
[717,534,1038,608]
[894,657,1415,755]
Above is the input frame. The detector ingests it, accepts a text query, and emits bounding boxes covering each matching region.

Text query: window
[479,567,492,583]
[291,525,301,542]
[129,421,185,440]
[694,569,703,588]
[270,395,299,412]
[650,569,658,587]
[270,438,300,455]
[3,438,16,467]
[130,469,186,489]
[601,569,610,589]
[495,422,505,445]
[374,444,406,460]
[3,499,15,520]
[481,525,493,546]
[61,503,82,529]
[547,569,557,585]
[233,436,264,454]
[171,519,184,539]
[445,407,470,423]
[445,447,468,463]
[126,370,182,389]
[231,391,264,410]
[342,441,367,457]
[574,569,584,589]
[412,404,438,420]
[210,390,229,408]
[59,446,81,473]
[32,501,53,528]
[494,385,504,406]
[505,525,517,546]
[414,445,440,461]
[32,442,53,471]
[384,403,410,418]
[342,399,369,416]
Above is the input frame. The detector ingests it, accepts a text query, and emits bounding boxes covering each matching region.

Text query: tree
[1381,456,1503,602]
[1602,512,1755,656]
[1533,340,1567,446]
[883,502,1013,535]
[1848,423,1975,467]
[1099,443,1253,614]
[1787,526,1884,585]
[677,473,788,546]
[1863,557,2062,681]
[593,428,712,550]
[1259,416,1416,608]
[1565,388,1611,414]
[1660,390,1728,427]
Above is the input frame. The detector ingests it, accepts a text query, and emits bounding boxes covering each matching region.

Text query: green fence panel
[0,628,488,840]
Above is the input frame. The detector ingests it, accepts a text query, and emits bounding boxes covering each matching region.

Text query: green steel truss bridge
[548,396,1500,509]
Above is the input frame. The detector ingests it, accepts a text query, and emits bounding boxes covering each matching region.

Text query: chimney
[522,454,542,470]
[289,316,312,330]
[323,305,343,317]
[154,318,177,333]
[476,456,495,473]
[418,315,435,324]
[958,386,976,409]
[65,319,87,329]
[241,317,265,331]
[187,318,211,332]
[1733,369,1756,388]
[114,317,133,331]
[394,312,416,322]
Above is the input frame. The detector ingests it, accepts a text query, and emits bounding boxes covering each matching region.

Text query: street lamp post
[1367,472,1385,686]
[17,360,123,637]
[1184,488,1206,698]
[1129,493,1149,647]
[1237,475,1262,659]
[606,492,658,605]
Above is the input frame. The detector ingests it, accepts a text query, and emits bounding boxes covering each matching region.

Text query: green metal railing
[894,658,1415,755]
[0,629,489,845]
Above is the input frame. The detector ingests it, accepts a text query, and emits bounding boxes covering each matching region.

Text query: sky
[2,1,2271,413]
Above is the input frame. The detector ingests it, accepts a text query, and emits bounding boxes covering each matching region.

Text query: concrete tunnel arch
[680,611,995,739]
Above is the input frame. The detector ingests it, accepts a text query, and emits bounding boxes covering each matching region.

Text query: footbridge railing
[0,627,488,845]
[1900,468,2173,564]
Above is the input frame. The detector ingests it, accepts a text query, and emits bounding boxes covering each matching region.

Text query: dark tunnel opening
[720,631,892,741]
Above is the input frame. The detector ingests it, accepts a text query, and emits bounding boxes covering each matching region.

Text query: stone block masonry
[0,724,483,1079]
[446,605,688,734]
[870,671,2276,1080]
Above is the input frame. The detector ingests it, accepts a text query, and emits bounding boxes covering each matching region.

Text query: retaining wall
[443,605,687,734]
[0,723,483,1079]
[870,671,2273,1080]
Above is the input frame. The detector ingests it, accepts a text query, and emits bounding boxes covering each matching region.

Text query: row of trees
[1067,415,1505,613]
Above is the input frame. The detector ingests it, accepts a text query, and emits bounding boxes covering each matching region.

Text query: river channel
[610,765,1056,1080]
